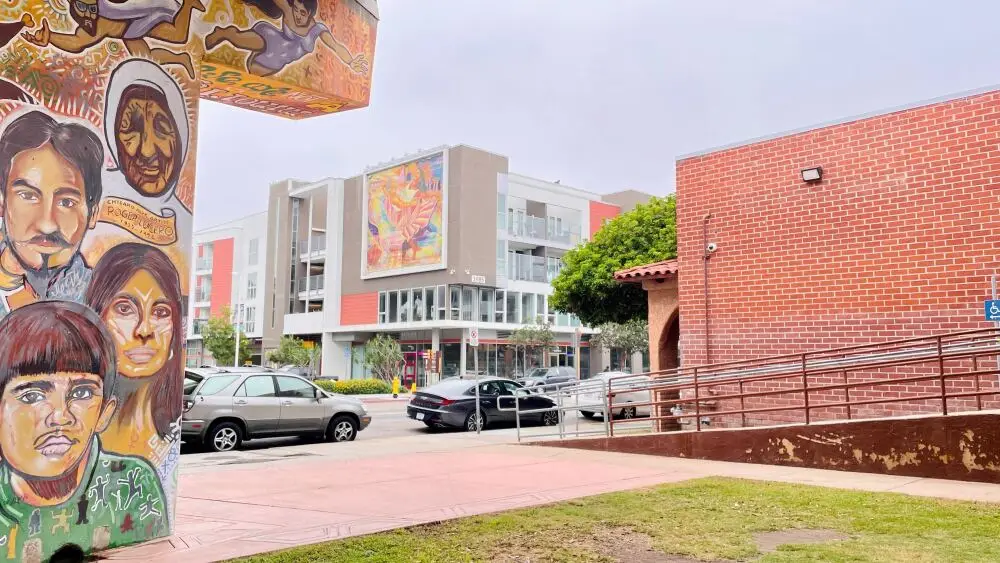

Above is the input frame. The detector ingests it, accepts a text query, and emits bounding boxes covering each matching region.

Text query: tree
[202,306,252,367]
[267,336,311,366]
[364,334,404,383]
[509,322,556,374]
[550,195,677,325]
[592,319,649,371]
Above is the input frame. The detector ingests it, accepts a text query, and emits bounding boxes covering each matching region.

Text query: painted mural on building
[363,151,447,279]
[0,0,376,557]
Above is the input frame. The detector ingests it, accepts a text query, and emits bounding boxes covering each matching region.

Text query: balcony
[507,253,547,283]
[506,213,582,247]
[194,290,211,303]
[191,318,209,336]
[299,234,327,262]
[297,274,325,298]
[195,258,213,272]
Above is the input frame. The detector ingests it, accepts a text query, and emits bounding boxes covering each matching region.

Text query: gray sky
[193,0,1000,229]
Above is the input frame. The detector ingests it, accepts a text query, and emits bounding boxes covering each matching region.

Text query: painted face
[290,0,312,27]
[1,143,94,271]
[0,371,114,480]
[115,86,179,198]
[71,0,98,36]
[103,270,173,378]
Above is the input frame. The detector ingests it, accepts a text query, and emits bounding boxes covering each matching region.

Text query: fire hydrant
[410,381,417,394]
[392,377,400,398]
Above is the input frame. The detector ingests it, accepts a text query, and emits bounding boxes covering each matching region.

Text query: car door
[474,381,502,420]
[233,375,281,436]
[501,379,548,421]
[276,375,328,433]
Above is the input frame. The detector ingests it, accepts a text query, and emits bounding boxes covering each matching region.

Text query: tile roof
[614,259,679,282]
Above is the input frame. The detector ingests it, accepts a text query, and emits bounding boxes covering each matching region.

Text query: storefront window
[442,343,461,377]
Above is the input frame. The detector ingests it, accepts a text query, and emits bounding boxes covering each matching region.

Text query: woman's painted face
[103,270,173,378]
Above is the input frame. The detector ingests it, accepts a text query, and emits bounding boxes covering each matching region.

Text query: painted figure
[0,15,36,103]
[0,110,103,319]
[205,0,368,77]
[20,0,205,78]
[86,243,183,469]
[0,301,168,561]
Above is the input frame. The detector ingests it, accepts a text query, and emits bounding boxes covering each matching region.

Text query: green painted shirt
[0,439,168,562]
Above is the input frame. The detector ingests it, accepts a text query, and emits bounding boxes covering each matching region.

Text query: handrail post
[606,379,614,438]
[843,370,851,420]
[973,354,982,412]
[694,367,701,431]
[515,391,522,443]
[802,354,810,425]
[937,336,948,415]
[738,379,746,428]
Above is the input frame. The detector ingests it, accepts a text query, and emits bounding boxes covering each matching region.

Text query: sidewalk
[103,434,1000,562]
[359,393,412,403]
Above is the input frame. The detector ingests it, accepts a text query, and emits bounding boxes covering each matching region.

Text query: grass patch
[231,477,1000,562]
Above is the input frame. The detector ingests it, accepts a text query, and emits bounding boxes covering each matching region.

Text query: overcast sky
[193,0,1000,228]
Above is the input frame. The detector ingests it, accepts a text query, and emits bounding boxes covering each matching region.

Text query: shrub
[315,378,392,395]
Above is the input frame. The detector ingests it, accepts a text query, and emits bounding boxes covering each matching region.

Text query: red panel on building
[210,238,234,317]
[588,201,620,237]
[675,90,1000,421]
[341,292,378,325]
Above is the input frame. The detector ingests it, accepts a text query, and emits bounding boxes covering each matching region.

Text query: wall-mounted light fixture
[801,167,823,183]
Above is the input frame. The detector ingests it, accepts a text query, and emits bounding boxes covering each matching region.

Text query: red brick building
[675,88,1000,422]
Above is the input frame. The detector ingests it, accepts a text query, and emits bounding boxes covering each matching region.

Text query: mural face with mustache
[70,0,98,37]
[115,84,180,198]
[2,143,96,271]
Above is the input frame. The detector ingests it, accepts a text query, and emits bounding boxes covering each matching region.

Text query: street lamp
[233,270,242,367]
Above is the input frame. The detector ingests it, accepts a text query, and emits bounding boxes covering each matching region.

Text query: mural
[363,151,447,279]
[0,0,376,558]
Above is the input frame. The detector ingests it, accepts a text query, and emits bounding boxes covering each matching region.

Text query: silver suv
[182,370,371,452]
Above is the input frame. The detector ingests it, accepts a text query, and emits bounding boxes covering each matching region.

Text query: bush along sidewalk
[315,378,393,395]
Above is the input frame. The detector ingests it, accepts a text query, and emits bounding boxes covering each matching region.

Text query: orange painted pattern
[341,292,378,325]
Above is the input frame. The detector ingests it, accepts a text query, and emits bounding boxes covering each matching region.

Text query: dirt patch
[490,526,717,563]
[753,529,849,553]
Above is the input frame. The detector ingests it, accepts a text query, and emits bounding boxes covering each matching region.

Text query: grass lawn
[231,477,1000,563]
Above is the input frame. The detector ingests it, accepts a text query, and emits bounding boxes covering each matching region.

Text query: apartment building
[257,145,652,384]
[185,212,268,366]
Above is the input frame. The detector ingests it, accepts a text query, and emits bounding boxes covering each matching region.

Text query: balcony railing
[507,253,547,283]
[195,258,212,271]
[194,290,211,302]
[191,319,209,335]
[506,213,582,246]
[297,274,325,293]
[300,234,327,258]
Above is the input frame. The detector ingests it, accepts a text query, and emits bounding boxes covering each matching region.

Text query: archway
[0,0,378,558]
[659,310,680,371]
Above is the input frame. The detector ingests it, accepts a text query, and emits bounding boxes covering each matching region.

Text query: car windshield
[196,375,240,396]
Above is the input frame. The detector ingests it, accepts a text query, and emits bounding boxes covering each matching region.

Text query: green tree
[202,306,252,367]
[267,336,311,366]
[364,334,404,383]
[592,319,649,371]
[510,322,556,374]
[550,195,677,325]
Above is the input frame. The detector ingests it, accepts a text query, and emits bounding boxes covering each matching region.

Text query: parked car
[519,366,578,393]
[578,371,652,420]
[407,377,560,431]
[182,370,371,452]
[279,365,314,379]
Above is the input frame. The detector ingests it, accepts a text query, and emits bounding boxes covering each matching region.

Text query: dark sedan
[407,377,560,431]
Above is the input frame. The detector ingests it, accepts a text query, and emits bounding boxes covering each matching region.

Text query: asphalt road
[180,398,618,454]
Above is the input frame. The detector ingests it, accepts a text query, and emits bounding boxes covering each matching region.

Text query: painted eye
[15,191,38,202]
[152,306,172,320]
[17,391,44,405]
[57,198,77,208]
[69,387,94,400]
[114,302,136,316]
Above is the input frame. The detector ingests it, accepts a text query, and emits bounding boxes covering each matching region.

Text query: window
[498,380,521,396]
[546,296,556,325]
[522,293,535,324]
[388,291,399,323]
[462,287,474,321]
[277,376,316,398]
[413,288,424,321]
[378,291,387,324]
[400,289,410,323]
[537,295,546,323]
[238,376,277,397]
[197,375,239,396]
[450,286,461,321]
[437,286,447,320]
[244,306,256,333]
[425,287,436,321]
[248,238,259,266]
[246,272,257,300]
[495,290,505,323]
[506,291,519,324]
[480,289,493,323]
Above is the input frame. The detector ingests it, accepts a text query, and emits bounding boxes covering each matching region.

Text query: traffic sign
[469,327,479,347]
[986,300,1000,322]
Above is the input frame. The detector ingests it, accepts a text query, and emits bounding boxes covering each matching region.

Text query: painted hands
[349,53,369,74]
[21,18,49,47]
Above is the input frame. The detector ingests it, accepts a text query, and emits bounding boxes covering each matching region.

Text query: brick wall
[676,90,1000,424]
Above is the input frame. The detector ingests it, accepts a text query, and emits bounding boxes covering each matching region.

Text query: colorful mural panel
[363,151,447,279]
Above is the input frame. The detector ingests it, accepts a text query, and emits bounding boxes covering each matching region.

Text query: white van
[578,371,652,419]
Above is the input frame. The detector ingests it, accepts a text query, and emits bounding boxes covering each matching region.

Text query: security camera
[706,242,718,253]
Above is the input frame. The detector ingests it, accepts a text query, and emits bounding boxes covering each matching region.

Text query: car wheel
[619,406,637,419]
[580,411,596,420]
[541,410,559,426]
[327,415,358,442]
[465,411,485,432]
[207,422,242,452]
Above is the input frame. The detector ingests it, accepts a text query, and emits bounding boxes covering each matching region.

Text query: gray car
[182,370,371,452]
